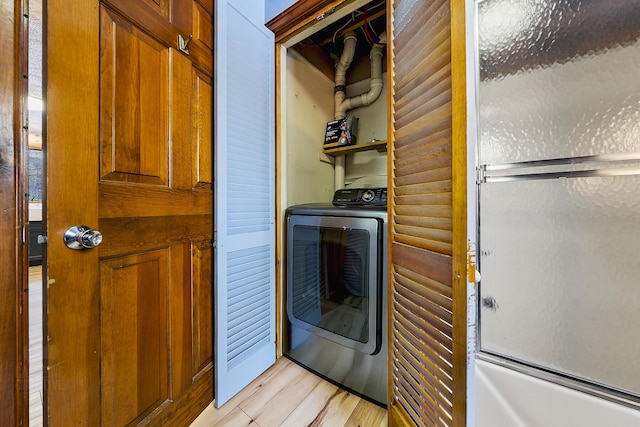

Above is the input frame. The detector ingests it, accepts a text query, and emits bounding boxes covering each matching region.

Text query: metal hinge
[467,240,477,283]
[476,165,487,184]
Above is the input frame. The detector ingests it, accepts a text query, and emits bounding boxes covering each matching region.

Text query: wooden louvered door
[47,0,214,424]
[387,0,467,426]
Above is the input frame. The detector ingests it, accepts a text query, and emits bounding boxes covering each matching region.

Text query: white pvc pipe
[343,33,386,112]
[334,32,357,120]
[336,32,386,115]
[334,156,346,190]
[333,32,387,190]
[334,32,357,190]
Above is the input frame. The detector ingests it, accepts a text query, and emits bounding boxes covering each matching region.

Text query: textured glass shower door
[477,0,640,402]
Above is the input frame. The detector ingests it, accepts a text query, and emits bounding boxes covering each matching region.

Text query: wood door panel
[197,0,212,14]
[193,1,213,50]
[47,0,101,423]
[104,0,213,75]
[99,215,212,258]
[170,0,193,36]
[100,250,170,426]
[100,6,169,185]
[193,71,213,189]
[192,241,213,376]
[0,1,21,420]
[99,183,213,218]
[140,0,169,19]
[170,50,212,192]
[103,0,175,45]
[48,0,214,424]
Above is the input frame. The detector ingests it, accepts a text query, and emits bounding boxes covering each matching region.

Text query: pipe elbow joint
[370,78,383,89]
[338,31,357,68]
[377,32,387,45]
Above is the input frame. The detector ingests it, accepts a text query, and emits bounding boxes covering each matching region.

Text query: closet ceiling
[291,1,387,82]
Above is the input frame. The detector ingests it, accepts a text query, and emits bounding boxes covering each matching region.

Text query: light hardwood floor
[190,357,388,427]
[29,265,44,426]
[29,266,386,427]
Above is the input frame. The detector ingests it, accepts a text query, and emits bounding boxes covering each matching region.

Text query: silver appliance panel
[287,213,380,354]
[285,205,388,406]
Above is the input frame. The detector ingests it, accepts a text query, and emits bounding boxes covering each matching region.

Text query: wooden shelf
[322,140,387,156]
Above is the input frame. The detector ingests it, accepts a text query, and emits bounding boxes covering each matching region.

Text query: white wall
[284,49,336,206]
[344,75,388,189]
[283,53,388,204]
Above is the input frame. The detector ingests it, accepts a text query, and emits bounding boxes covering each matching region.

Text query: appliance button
[362,189,375,203]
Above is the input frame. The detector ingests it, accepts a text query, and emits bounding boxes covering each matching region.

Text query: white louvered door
[214,0,276,407]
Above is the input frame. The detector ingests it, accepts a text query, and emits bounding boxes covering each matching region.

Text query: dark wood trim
[18,0,29,423]
[450,0,468,425]
[0,0,26,425]
[266,0,339,39]
[266,0,353,43]
[389,401,414,427]
[385,0,395,414]
[274,41,284,357]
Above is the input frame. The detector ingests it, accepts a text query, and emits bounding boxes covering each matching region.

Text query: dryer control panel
[332,187,387,207]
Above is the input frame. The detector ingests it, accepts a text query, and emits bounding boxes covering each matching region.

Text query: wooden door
[0,0,25,425]
[46,0,214,425]
[387,0,467,426]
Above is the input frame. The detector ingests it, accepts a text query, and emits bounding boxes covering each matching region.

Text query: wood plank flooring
[29,266,386,426]
[190,357,388,427]
[29,265,44,426]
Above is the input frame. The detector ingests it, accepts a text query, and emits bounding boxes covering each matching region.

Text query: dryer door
[287,214,382,355]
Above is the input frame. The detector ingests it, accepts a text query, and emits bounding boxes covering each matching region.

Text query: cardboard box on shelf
[323,116,358,148]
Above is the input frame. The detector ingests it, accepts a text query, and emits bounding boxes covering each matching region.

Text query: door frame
[0,0,28,425]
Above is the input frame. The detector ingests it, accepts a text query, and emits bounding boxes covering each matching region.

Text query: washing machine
[284,188,388,406]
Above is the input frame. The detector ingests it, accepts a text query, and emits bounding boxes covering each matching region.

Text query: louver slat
[395,42,451,104]
[395,365,452,425]
[395,181,452,196]
[394,268,453,310]
[395,331,454,400]
[394,295,453,361]
[226,246,271,368]
[388,0,466,425]
[395,167,452,189]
